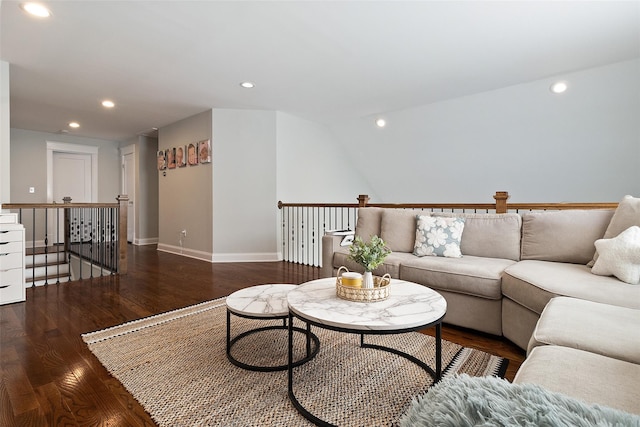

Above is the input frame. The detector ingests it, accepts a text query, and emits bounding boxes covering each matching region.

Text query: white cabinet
[0,222,26,305]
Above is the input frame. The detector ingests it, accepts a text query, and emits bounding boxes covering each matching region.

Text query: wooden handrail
[278,191,619,213]
[3,195,128,276]
[3,202,119,209]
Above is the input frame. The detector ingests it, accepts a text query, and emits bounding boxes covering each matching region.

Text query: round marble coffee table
[286,278,447,426]
[226,284,319,372]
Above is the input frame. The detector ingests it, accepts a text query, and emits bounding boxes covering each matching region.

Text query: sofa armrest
[321,234,349,278]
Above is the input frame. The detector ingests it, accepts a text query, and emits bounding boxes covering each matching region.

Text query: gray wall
[136,135,159,242]
[10,128,121,203]
[212,109,278,261]
[276,112,377,203]
[157,110,213,258]
[121,134,159,244]
[327,59,640,203]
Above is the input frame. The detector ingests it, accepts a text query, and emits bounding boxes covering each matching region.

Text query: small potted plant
[348,235,391,288]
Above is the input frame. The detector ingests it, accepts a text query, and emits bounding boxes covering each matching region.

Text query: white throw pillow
[591,226,640,285]
[414,216,465,258]
[590,195,640,266]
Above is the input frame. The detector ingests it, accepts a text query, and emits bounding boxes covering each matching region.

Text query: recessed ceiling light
[240,82,255,89]
[550,81,568,94]
[375,118,386,128]
[102,100,115,108]
[69,122,80,128]
[20,2,51,18]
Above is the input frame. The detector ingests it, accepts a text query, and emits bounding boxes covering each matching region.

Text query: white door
[52,152,92,243]
[121,148,136,243]
[53,152,92,203]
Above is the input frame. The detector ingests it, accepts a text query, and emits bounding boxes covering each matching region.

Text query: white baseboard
[157,243,213,262]
[134,237,158,246]
[156,243,281,263]
[212,252,281,263]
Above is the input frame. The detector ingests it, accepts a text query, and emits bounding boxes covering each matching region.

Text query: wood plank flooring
[1,244,525,426]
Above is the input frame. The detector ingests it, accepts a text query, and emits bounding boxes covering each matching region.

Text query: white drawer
[0,213,18,224]
[0,268,25,304]
[0,252,23,269]
[0,230,23,243]
[0,241,23,253]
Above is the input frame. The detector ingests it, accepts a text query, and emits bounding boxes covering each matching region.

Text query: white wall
[0,61,10,205]
[276,112,376,203]
[213,109,279,261]
[328,59,640,203]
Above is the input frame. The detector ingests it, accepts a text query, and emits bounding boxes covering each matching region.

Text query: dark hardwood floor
[1,244,525,426]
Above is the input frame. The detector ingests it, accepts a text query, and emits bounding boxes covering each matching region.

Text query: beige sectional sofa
[322,196,640,416]
[321,204,640,350]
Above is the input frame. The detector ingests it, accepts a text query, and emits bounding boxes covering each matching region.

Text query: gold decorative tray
[335,266,391,302]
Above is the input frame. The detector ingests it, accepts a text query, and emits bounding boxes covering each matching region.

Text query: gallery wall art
[158,140,211,171]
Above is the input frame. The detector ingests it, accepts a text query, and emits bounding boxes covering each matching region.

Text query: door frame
[120,144,136,243]
[46,141,98,203]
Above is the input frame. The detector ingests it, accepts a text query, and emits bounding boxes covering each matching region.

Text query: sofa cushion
[400,255,516,300]
[591,195,640,265]
[591,226,640,284]
[433,212,522,261]
[528,297,640,364]
[520,210,613,264]
[354,207,384,241]
[514,346,640,416]
[502,260,640,314]
[379,209,426,252]
[413,216,465,258]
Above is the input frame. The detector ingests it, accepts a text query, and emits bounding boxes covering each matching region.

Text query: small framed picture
[166,147,176,169]
[157,150,166,170]
[187,143,198,166]
[176,145,187,168]
[198,139,211,164]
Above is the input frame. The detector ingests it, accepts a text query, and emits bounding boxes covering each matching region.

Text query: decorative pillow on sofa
[590,195,640,266]
[591,226,640,285]
[414,216,465,258]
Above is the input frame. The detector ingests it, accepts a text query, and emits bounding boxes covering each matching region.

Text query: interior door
[52,152,92,243]
[121,150,135,243]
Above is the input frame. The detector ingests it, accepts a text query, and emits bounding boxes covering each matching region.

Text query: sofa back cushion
[354,207,384,241]
[432,212,522,261]
[380,209,427,252]
[521,210,614,264]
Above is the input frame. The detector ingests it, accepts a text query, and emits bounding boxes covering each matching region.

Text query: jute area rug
[83,298,508,427]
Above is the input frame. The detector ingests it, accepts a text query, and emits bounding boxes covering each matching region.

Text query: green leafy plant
[348,235,391,272]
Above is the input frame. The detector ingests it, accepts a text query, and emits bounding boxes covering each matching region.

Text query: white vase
[363,271,374,289]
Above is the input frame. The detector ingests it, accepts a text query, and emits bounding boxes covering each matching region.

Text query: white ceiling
[1,1,639,142]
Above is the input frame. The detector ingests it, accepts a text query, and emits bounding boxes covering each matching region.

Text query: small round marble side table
[226,284,319,372]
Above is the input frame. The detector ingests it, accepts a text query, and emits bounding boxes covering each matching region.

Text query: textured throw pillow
[380,209,426,252]
[590,195,640,266]
[355,207,384,241]
[414,216,465,258]
[591,226,640,285]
